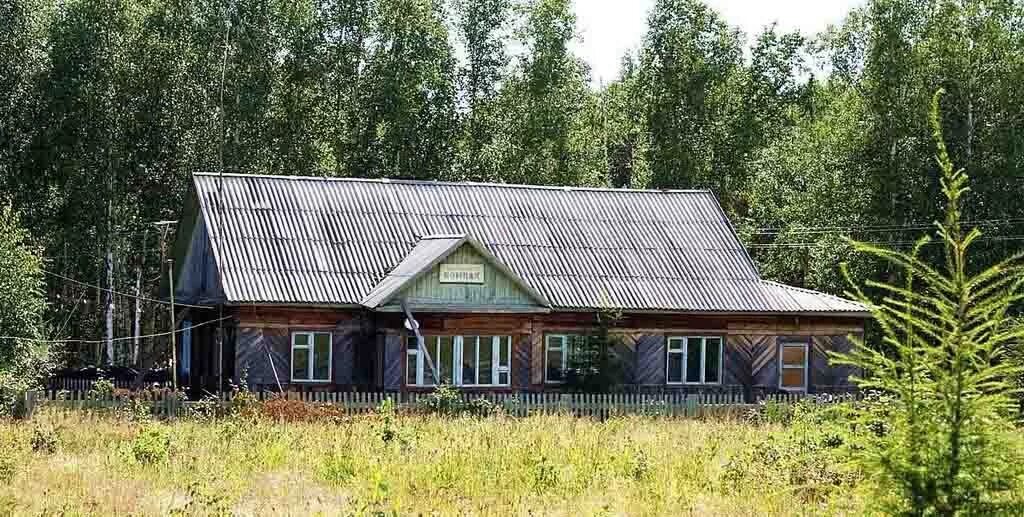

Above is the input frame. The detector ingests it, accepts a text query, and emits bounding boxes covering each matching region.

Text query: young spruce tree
[835,90,1024,515]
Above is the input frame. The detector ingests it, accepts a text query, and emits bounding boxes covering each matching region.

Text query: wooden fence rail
[22,389,854,420]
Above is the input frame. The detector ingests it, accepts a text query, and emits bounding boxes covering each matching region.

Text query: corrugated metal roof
[192,173,868,315]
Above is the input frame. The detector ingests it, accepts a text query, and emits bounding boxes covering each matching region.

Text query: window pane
[781,368,805,388]
[292,346,310,380]
[667,352,684,383]
[667,338,684,352]
[294,333,310,349]
[498,371,509,386]
[782,345,806,367]
[686,338,702,383]
[499,336,511,368]
[406,350,417,385]
[478,337,494,385]
[313,333,331,380]
[704,338,721,383]
[546,336,564,382]
[422,337,438,385]
[438,336,454,384]
[460,336,477,385]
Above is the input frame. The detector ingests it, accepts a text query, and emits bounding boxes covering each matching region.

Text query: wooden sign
[439,264,485,284]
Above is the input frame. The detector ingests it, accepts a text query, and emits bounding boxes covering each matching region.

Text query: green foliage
[0,205,51,414]
[88,378,115,399]
[129,425,170,464]
[564,307,625,392]
[421,384,498,416]
[834,90,1024,515]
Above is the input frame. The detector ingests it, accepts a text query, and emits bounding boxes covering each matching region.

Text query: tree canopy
[1,0,1023,364]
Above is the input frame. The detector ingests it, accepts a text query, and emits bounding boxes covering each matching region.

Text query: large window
[407,335,511,387]
[292,331,332,382]
[666,336,722,385]
[779,340,808,390]
[544,334,589,383]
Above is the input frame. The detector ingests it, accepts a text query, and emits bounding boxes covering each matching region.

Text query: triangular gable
[173,211,226,305]
[361,234,549,311]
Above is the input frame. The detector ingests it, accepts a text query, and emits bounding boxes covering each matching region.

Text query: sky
[572,0,866,85]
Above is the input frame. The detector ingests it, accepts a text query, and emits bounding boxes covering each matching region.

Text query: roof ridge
[192,171,711,195]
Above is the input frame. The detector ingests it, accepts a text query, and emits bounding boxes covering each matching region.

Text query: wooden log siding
[809,335,858,392]
[383,331,404,391]
[236,324,368,389]
[235,327,290,388]
[514,334,532,389]
[635,334,666,385]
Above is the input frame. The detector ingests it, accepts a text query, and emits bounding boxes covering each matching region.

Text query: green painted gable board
[386,244,542,310]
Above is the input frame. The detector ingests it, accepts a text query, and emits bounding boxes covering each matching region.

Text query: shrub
[319,449,357,485]
[30,423,59,454]
[422,384,463,415]
[421,385,500,417]
[258,397,345,422]
[89,379,116,399]
[130,426,170,464]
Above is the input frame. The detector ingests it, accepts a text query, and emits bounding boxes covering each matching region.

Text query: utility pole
[168,258,177,391]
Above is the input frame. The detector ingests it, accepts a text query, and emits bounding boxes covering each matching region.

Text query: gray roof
[190,172,868,315]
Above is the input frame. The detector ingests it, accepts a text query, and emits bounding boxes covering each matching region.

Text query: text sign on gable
[439,264,485,284]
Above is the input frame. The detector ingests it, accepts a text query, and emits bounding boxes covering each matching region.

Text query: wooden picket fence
[22,389,763,420]
[47,377,133,392]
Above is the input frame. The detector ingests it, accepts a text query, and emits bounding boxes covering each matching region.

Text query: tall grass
[0,406,892,516]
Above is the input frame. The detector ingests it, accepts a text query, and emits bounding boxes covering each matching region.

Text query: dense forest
[2,0,1023,365]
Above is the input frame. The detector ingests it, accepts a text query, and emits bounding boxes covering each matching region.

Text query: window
[666,336,722,385]
[779,340,808,390]
[291,332,332,382]
[544,334,589,383]
[406,335,511,387]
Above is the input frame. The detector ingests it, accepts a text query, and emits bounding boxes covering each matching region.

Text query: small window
[291,331,332,382]
[780,340,808,391]
[667,336,722,385]
[545,334,568,383]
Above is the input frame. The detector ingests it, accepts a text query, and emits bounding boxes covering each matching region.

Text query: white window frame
[407,335,511,387]
[779,340,809,391]
[544,334,570,384]
[666,336,723,385]
[291,331,333,383]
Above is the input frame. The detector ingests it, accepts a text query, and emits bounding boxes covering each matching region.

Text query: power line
[42,269,212,309]
[747,235,1024,249]
[0,315,231,345]
[749,217,1024,236]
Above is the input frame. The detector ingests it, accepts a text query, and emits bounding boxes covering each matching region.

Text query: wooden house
[171,173,868,399]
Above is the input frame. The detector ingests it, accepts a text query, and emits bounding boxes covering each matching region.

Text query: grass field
[0,405,870,516]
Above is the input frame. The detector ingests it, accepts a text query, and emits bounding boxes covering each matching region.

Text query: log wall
[229,306,864,397]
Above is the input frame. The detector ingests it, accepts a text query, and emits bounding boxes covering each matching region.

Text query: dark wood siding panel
[531,324,544,385]
[748,335,778,389]
[383,332,404,391]
[514,334,532,389]
[331,329,355,385]
[635,334,665,385]
[809,335,858,391]
[236,327,289,389]
[724,335,753,388]
[613,333,640,384]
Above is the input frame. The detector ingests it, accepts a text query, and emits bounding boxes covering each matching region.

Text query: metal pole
[168,258,177,391]
[218,305,223,393]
